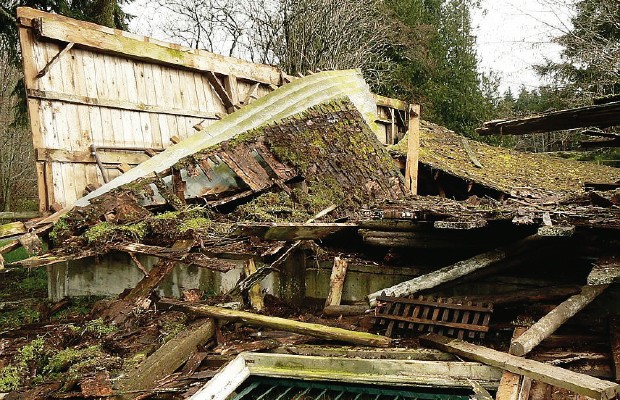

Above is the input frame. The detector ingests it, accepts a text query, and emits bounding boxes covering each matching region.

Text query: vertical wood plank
[18,26,48,211]
[325,257,348,308]
[404,104,420,195]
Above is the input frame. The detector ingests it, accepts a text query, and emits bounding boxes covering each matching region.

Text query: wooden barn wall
[17,8,409,212]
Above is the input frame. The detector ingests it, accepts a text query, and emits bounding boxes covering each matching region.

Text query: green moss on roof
[390,120,620,195]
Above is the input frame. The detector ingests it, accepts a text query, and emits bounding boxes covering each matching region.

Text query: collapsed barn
[1,7,620,400]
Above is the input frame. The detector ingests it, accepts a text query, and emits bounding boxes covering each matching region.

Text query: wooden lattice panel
[373,295,493,339]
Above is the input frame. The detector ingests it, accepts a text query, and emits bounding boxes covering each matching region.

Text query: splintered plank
[253,142,297,181]
[421,334,620,400]
[0,222,27,239]
[496,327,527,400]
[112,243,235,271]
[218,147,271,191]
[324,257,348,308]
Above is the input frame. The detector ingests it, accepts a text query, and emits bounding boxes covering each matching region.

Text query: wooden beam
[27,89,219,120]
[367,235,542,307]
[323,305,368,317]
[477,101,620,136]
[223,74,241,108]
[421,333,620,400]
[495,327,527,400]
[18,7,283,85]
[205,71,235,112]
[118,318,215,399]
[244,258,264,312]
[373,94,408,111]
[268,345,456,361]
[158,298,392,347]
[324,257,348,308]
[0,211,41,220]
[36,41,74,78]
[455,285,582,306]
[510,284,609,356]
[404,104,421,194]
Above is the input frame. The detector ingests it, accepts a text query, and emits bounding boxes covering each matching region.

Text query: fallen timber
[159,298,392,347]
[509,284,610,356]
[367,234,546,306]
[421,333,620,400]
[477,100,620,136]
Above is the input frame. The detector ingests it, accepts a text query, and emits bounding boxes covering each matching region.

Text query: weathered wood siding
[17,8,409,211]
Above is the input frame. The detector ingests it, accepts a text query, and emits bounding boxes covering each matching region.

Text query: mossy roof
[390,121,620,196]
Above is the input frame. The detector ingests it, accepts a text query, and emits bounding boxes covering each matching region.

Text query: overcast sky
[472,0,573,93]
[126,0,575,95]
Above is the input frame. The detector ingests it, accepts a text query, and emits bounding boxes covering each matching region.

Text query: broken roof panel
[391,121,620,196]
[75,69,382,208]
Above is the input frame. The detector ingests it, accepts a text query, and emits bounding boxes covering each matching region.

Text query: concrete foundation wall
[47,251,416,305]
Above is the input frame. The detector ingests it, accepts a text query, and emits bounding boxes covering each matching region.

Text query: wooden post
[244,258,264,312]
[510,284,609,356]
[159,298,392,347]
[325,257,348,308]
[404,104,420,194]
[421,333,620,400]
[495,327,527,400]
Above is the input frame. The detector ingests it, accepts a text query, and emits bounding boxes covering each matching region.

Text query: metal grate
[373,295,493,339]
[231,378,474,400]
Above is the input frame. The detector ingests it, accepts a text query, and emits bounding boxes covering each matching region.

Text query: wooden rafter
[477,101,620,136]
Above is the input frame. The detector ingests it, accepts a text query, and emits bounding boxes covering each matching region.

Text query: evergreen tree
[1,0,132,65]
[536,0,620,103]
[380,0,495,137]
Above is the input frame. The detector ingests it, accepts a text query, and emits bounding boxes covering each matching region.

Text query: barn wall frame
[17,8,409,211]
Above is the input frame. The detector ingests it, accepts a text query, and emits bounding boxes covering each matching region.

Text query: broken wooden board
[243,259,264,312]
[117,318,215,399]
[0,222,27,239]
[325,257,348,308]
[477,101,620,136]
[510,284,609,356]
[232,222,358,240]
[421,333,620,400]
[495,327,527,400]
[159,298,391,347]
[112,243,235,271]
